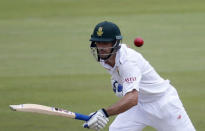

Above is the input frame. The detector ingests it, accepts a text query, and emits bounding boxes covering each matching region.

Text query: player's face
[96,42,113,59]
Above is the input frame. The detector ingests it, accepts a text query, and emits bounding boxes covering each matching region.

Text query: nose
[98,48,106,53]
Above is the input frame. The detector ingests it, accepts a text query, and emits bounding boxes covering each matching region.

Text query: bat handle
[75,113,91,121]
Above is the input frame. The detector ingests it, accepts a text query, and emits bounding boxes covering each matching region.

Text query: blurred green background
[0,0,204,130]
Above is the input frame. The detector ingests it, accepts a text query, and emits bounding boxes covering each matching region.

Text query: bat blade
[9,104,90,121]
[10,104,21,111]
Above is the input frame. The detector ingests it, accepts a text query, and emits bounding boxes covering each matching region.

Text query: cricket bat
[9,104,91,121]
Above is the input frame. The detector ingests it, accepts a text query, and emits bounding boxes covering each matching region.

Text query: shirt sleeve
[119,61,142,96]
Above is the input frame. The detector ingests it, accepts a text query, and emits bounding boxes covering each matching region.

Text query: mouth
[98,50,109,55]
[98,52,110,59]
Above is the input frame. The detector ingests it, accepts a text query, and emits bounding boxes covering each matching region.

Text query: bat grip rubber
[75,113,91,121]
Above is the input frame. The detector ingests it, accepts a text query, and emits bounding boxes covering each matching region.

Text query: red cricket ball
[134,37,144,47]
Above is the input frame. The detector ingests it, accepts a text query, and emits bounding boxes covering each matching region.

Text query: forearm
[105,90,138,116]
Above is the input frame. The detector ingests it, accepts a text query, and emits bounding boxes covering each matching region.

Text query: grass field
[0,0,205,130]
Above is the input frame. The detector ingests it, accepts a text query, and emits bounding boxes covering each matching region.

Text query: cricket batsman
[83,21,196,131]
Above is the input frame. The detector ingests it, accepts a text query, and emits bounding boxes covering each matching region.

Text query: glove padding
[111,79,123,97]
[83,109,109,131]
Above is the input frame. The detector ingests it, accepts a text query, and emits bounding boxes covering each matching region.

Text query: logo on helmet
[97,27,103,36]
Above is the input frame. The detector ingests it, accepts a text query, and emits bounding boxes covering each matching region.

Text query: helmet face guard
[90,21,122,62]
[90,42,100,61]
[90,38,121,62]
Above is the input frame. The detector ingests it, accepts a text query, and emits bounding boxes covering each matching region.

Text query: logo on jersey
[97,27,103,36]
[125,77,137,83]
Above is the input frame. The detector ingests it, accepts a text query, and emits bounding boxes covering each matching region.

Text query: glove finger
[89,123,98,129]
[97,124,104,129]
[94,126,100,131]
[90,123,103,130]
[98,116,109,125]
[97,120,106,128]
[87,117,98,127]
[95,124,103,130]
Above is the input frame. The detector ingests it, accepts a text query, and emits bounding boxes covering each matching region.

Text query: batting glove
[83,109,109,131]
[111,80,123,97]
